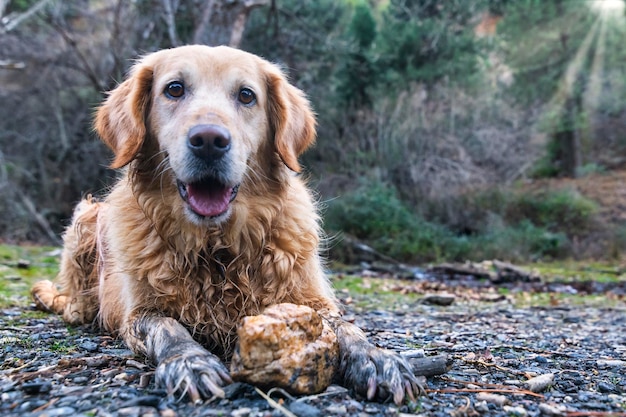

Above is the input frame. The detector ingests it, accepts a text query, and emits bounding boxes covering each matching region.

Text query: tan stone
[230,303,338,394]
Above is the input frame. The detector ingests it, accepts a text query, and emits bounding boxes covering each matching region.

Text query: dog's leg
[124,315,232,403]
[31,198,100,324]
[324,314,425,405]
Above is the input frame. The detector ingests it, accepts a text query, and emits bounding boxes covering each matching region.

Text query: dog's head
[95,45,316,224]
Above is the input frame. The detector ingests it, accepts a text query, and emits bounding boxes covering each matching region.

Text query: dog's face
[94,45,316,224]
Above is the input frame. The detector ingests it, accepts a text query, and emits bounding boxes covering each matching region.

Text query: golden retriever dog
[31,45,422,404]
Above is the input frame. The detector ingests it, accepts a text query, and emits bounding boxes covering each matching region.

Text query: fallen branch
[429,262,496,280]
[406,354,449,377]
[429,260,541,283]
[17,193,61,245]
[426,387,544,399]
[440,377,545,398]
[488,344,579,358]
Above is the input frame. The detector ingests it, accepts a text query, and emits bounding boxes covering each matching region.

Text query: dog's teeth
[229,185,239,203]
[176,180,189,201]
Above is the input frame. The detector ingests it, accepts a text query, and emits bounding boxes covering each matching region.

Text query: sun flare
[589,0,625,14]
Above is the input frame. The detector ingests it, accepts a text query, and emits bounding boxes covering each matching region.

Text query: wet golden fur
[32,45,422,404]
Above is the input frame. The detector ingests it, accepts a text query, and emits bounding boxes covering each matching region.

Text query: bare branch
[0,0,9,20]
[229,0,269,48]
[1,0,51,33]
[50,20,106,92]
[192,0,218,44]
[0,59,25,69]
[18,192,61,245]
[110,0,127,82]
[161,0,179,46]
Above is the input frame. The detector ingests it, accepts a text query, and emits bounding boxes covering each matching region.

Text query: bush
[325,181,595,263]
[472,220,569,262]
[324,181,457,262]
[505,188,598,233]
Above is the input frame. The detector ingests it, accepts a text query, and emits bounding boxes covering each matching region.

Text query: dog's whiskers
[242,163,279,188]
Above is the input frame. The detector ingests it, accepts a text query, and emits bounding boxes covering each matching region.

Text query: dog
[31,45,423,404]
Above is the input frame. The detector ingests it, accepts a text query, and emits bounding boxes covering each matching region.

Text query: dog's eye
[165,82,185,99]
[238,88,256,105]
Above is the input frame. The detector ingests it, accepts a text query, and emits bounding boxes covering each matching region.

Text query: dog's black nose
[188,124,231,161]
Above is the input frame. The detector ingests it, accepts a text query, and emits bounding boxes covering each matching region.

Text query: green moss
[531,261,626,283]
[0,244,60,308]
[49,340,76,354]
[331,274,421,310]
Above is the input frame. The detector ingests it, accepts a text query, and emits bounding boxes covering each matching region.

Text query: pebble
[597,381,617,393]
[538,403,567,416]
[117,406,158,416]
[476,392,509,406]
[18,399,48,412]
[346,399,364,412]
[503,406,527,416]
[73,376,89,384]
[474,401,490,413]
[288,402,321,417]
[326,405,347,415]
[401,349,426,358]
[79,341,99,352]
[597,359,626,368]
[21,380,52,394]
[231,407,252,417]
[35,407,77,417]
[421,293,455,306]
[160,408,177,417]
[2,299,626,417]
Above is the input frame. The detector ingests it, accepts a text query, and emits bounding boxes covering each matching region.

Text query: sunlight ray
[589,0,625,14]
[545,18,600,120]
[583,8,608,123]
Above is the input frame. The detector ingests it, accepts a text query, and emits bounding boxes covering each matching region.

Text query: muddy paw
[341,346,425,405]
[155,348,232,403]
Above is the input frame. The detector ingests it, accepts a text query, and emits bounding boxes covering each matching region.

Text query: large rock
[230,303,338,394]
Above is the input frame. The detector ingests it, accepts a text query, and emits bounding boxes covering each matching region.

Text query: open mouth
[177,177,239,218]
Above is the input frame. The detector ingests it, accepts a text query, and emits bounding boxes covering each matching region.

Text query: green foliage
[506,188,598,232]
[497,0,616,178]
[0,245,59,308]
[501,0,595,106]
[6,0,38,13]
[324,181,455,262]
[376,1,483,87]
[335,1,378,106]
[348,1,376,49]
[474,220,569,261]
[325,180,600,262]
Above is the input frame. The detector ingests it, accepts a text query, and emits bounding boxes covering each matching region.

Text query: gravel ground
[1,273,626,417]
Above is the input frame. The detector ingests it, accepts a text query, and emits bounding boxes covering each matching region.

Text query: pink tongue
[187,183,232,217]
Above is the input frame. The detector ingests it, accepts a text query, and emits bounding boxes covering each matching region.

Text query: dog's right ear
[94,61,153,169]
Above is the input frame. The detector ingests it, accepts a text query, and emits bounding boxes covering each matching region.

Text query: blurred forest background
[1,0,626,264]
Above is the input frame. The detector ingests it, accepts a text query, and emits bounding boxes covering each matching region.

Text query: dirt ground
[2,171,626,416]
[1,265,625,417]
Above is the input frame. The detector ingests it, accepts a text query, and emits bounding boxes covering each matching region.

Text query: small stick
[255,387,298,417]
[426,387,544,399]
[407,354,449,377]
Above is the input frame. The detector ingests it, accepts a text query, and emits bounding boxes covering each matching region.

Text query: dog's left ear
[265,64,316,173]
[94,60,154,169]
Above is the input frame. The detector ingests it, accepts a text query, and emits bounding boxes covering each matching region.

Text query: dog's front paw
[341,346,425,405]
[155,349,232,403]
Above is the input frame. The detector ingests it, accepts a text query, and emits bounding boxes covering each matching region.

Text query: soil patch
[2,269,625,417]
